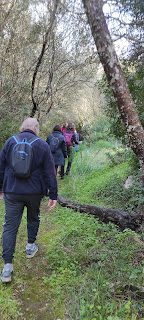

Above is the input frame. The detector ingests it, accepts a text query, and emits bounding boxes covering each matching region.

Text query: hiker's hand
[0,191,3,200]
[48,199,57,211]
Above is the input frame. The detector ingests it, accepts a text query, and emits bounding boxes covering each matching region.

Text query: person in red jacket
[0,118,57,283]
[61,122,68,133]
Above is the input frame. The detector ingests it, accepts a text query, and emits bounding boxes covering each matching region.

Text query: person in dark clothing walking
[63,122,79,175]
[0,118,58,283]
[46,125,67,179]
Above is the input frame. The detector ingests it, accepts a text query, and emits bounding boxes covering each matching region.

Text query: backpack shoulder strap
[29,137,40,145]
[12,135,40,145]
[12,135,21,143]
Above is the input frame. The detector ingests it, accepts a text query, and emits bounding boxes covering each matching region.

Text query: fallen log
[57,194,144,230]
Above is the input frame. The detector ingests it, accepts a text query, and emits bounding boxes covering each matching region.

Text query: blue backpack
[11,135,40,178]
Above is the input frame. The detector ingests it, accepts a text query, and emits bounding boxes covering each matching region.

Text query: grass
[41,207,144,320]
[60,141,144,212]
[0,140,144,319]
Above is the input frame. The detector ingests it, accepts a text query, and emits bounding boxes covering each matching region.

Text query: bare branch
[31,0,60,117]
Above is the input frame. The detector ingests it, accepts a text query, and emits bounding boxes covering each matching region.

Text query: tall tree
[82,0,144,175]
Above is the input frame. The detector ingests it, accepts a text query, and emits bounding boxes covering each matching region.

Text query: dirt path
[12,202,64,320]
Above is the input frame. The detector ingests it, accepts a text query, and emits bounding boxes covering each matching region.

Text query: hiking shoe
[65,171,70,175]
[1,264,13,283]
[26,242,38,258]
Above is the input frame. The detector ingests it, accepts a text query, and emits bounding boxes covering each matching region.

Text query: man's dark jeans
[2,193,41,264]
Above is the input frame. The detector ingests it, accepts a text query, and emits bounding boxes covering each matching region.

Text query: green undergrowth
[0,140,143,319]
[0,202,144,319]
[59,141,144,213]
[40,206,144,320]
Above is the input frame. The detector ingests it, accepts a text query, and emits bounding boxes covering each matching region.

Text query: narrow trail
[11,202,64,320]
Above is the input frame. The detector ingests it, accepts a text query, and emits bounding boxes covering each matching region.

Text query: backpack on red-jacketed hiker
[63,131,74,148]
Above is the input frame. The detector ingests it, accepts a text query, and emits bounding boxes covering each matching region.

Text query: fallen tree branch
[57,194,144,230]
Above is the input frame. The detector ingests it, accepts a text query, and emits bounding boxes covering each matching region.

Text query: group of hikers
[46,121,81,179]
[0,117,81,283]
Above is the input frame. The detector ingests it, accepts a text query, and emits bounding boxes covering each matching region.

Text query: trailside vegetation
[0,137,143,320]
[82,0,144,173]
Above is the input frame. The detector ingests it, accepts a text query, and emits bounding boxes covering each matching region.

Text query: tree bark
[82,0,144,173]
[57,194,143,230]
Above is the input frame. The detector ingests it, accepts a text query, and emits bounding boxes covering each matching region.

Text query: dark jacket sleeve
[61,138,67,158]
[41,143,58,200]
[71,133,79,145]
[0,139,10,189]
[46,134,52,145]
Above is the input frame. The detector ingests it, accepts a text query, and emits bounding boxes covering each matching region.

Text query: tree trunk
[82,0,144,173]
[57,194,143,230]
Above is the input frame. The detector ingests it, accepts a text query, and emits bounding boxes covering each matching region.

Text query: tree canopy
[0,0,143,164]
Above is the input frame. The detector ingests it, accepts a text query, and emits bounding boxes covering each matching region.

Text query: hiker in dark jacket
[64,122,79,175]
[0,118,58,283]
[46,125,67,179]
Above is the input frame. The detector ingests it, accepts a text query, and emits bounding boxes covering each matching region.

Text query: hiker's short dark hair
[53,125,62,132]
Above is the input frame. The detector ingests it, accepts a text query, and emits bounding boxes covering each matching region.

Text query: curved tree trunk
[82,0,144,174]
[57,194,144,230]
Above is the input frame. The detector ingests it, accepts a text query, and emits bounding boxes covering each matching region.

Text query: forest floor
[0,140,144,320]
